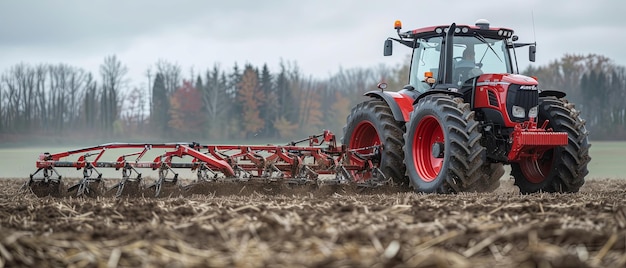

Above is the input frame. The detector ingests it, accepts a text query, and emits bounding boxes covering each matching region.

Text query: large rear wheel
[511,96,591,193]
[404,94,500,193]
[342,100,407,185]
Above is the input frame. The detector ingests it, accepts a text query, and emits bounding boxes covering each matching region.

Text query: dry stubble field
[1,178,626,267]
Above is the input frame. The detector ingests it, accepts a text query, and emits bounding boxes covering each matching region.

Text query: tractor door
[408,37,443,93]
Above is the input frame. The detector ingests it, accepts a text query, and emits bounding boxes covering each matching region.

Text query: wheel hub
[519,150,554,184]
[431,142,444,158]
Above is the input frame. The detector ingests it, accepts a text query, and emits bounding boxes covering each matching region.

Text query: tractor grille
[488,91,498,107]
[506,84,539,122]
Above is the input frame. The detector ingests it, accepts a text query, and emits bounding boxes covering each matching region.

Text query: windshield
[409,35,512,90]
[453,36,511,75]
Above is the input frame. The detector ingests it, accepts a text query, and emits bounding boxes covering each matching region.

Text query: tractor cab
[384,19,536,93]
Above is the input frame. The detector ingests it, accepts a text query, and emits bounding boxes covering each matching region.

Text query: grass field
[0,141,624,179]
[585,141,626,178]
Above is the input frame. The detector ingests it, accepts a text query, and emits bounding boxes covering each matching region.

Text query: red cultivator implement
[24,131,394,197]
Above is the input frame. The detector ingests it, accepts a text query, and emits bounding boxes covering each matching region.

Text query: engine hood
[476,73,538,86]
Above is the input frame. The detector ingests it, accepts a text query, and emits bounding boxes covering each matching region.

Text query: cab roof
[400,24,515,40]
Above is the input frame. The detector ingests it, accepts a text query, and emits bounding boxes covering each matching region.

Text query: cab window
[409,37,442,92]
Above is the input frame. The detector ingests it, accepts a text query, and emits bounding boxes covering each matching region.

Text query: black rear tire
[341,99,407,185]
[404,94,500,193]
[512,96,591,193]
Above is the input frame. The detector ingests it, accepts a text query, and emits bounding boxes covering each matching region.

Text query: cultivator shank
[24,131,393,197]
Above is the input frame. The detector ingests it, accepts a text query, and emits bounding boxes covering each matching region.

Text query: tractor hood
[475,73,538,87]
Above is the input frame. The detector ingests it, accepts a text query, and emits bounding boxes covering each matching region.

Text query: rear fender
[364,91,415,122]
[413,90,464,104]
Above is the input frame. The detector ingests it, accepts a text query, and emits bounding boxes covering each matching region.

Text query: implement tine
[108,163,143,198]
[67,164,105,197]
[155,167,179,197]
[21,168,43,192]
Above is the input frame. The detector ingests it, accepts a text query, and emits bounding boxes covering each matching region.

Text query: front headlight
[528,106,538,118]
[512,105,525,118]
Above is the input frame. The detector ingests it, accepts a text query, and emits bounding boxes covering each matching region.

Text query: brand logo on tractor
[519,85,538,90]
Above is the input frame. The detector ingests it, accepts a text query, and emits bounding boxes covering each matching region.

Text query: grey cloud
[0,0,623,82]
[0,1,289,48]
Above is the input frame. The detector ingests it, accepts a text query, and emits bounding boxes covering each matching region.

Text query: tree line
[0,56,403,143]
[524,54,626,140]
[0,54,624,144]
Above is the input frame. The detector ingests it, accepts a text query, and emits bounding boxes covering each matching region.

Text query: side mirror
[384,39,393,56]
[529,45,536,62]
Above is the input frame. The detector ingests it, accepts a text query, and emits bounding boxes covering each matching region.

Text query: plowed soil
[1,178,626,267]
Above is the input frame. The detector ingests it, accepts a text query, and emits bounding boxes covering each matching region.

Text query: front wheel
[511,96,591,193]
[404,94,498,193]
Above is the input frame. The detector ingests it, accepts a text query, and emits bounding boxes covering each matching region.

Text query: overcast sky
[0,0,623,89]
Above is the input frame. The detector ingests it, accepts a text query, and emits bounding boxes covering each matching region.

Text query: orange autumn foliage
[168,81,205,137]
[237,67,265,137]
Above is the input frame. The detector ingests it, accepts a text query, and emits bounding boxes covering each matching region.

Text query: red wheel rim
[519,150,554,184]
[411,115,444,182]
[349,121,380,151]
[349,121,380,181]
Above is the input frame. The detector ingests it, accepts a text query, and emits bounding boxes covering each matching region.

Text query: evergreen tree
[151,73,169,137]
[259,64,278,138]
[194,75,207,138]
[276,62,297,124]
[227,63,243,137]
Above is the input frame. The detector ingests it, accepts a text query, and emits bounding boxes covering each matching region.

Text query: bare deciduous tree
[99,55,128,135]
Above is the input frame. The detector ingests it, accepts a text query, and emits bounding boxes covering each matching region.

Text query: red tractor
[25,19,591,197]
[342,19,591,193]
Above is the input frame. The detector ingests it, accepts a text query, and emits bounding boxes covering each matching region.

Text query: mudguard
[364,91,415,122]
[413,89,463,104]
